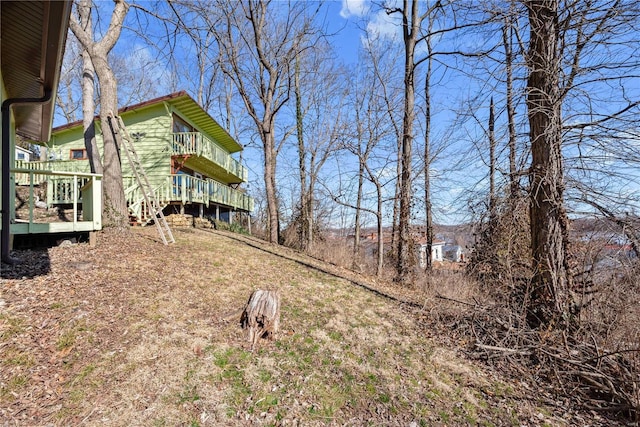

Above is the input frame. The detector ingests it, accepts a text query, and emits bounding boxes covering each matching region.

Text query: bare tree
[421,13,436,272]
[76,0,103,175]
[385,0,459,281]
[293,58,309,251]
[385,0,424,282]
[523,0,640,327]
[69,0,129,228]
[488,96,496,215]
[502,6,521,205]
[200,0,322,244]
[293,45,348,252]
[334,35,401,276]
[525,0,573,327]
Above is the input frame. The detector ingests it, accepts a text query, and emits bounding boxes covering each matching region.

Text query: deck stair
[108,115,175,245]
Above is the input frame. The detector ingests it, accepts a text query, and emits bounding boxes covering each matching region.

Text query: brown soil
[0,227,596,426]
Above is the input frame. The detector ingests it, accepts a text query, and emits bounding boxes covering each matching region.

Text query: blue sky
[57,0,640,227]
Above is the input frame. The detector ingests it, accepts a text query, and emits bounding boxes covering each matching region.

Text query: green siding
[41,94,252,217]
[120,105,172,192]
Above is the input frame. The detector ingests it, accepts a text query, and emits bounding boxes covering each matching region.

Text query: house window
[16,152,26,160]
[70,149,87,160]
[173,114,195,133]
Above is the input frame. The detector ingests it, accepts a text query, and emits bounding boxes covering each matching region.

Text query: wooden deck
[10,168,102,235]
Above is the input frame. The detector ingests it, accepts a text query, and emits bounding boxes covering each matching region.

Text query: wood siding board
[39,93,252,216]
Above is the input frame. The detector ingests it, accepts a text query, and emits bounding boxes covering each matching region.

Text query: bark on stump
[240,290,280,350]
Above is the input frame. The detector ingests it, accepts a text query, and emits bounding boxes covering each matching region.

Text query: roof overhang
[159,92,243,154]
[53,91,244,154]
[1,0,72,142]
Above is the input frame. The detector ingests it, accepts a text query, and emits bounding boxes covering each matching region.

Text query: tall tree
[206,0,321,244]
[422,12,436,272]
[386,0,445,282]
[69,0,129,228]
[502,7,520,205]
[339,34,402,274]
[293,45,347,252]
[389,0,421,282]
[294,57,310,251]
[488,96,496,215]
[525,0,572,327]
[77,0,102,175]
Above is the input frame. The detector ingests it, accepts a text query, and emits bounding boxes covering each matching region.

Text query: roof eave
[52,91,244,154]
[2,1,72,142]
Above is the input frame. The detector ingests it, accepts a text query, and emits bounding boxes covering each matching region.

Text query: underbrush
[412,265,640,425]
[212,219,249,235]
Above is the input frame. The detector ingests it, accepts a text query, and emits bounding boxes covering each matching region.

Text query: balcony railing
[125,174,253,222]
[10,168,102,235]
[172,132,248,182]
[169,174,253,211]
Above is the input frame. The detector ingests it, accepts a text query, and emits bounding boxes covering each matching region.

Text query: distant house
[416,239,446,268]
[444,244,465,262]
[20,92,253,225]
[15,146,32,162]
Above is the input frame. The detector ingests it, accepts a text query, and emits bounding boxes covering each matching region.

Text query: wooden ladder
[109,115,175,245]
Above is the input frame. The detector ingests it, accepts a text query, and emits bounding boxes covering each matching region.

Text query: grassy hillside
[2,228,570,426]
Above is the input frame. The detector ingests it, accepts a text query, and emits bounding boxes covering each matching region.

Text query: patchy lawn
[2,227,566,426]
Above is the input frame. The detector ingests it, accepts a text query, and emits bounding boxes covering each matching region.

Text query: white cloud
[365,9,402,43]
[340,0,369,18]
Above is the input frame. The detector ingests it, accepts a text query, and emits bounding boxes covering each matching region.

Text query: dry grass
[1,227,573,426]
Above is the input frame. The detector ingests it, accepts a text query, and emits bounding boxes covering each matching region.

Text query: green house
[21,91,253,225]
[1,1,103,263]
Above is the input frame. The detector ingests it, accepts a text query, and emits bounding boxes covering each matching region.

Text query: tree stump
[240,290,281,350]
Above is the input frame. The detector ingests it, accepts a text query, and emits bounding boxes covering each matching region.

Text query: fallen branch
[474,343,533,356]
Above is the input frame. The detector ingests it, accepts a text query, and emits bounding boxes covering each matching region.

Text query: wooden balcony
[169,174,253,211]
[125,174,253,223]
[11,168,102,235]
[172,132,248,182]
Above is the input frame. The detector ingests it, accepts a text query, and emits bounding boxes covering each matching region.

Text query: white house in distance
[417,239,446,268]
[15,146,31,162]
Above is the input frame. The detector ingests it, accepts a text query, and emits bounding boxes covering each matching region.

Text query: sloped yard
[2,228,566,426]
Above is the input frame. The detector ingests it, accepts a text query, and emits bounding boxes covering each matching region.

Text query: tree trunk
[353,158,364,268]
[95,59,129,228]
[526,0,573,328]
[78,0,102,176]
[294,59,308,251]
[69,0,129,229]
[263,130,280,244]
[307,174,315,251]
[396,0,419,283]
[375,182,384,277]
[424,29,434,272]
[240,289,281,350]
[503,11,519,205]
[489,96,496,216]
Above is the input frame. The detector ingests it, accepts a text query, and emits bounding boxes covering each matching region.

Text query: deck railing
[172,132,248,182]
[125,174,253,222]
[169,174,253,211]
[14,160,90,185]
[10,168,102,234]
